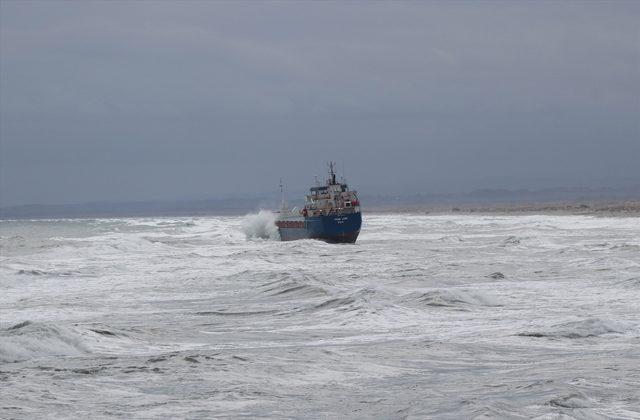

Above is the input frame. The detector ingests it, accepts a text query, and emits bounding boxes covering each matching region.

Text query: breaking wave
[0,321,90,363]
[242,210,280,240]
[547,392,592,408]
[406,289,500,308]
[518,318,631,339]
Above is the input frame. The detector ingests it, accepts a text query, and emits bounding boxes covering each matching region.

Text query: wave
[616,277,640,288]
[155,220,197,228]
[610,243,640,252]
[194,309,279,317]
[16,268,78,277]
[259,277,328,299]
[16,269,48,276]
[143,236,208,247]
[406,289,500,309]
[0,321,90,363]
[0,235,86,255]
[310,289,382,316]
[518,318,631,339]
[242,210,280,240]
[438,236,465,243]
[547,392,592,408]
[314,297,357,310]
[501,235,522,246]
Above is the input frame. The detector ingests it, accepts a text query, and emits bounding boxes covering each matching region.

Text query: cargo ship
[275,163,362,243]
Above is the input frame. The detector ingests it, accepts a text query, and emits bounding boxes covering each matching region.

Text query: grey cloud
[1,1,638,206]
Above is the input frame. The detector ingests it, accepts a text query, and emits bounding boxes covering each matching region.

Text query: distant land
[1,186,639,219]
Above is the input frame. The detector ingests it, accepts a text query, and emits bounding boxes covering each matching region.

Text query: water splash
[242,210,280,240]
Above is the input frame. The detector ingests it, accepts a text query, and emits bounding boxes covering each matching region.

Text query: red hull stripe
[276,221,304,229]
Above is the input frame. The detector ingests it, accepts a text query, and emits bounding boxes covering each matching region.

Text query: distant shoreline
[1,200,639,220]
[367,201,640,217]
[4,186,639,220]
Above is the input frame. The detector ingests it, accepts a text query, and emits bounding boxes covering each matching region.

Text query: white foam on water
[1,214,639,418]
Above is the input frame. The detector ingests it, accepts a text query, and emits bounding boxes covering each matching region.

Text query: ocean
[1,214,639,418]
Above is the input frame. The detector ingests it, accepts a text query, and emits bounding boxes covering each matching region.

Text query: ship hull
[277,212,361,244]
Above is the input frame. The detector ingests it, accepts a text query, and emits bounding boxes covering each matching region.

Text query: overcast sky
[1,1,638,206]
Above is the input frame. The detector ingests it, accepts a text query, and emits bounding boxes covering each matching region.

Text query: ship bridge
[305,164,359,216]
[310,184,349,194]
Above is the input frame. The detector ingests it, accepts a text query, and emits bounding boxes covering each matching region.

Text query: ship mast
[328,161,336,185]
[279,178,287,211]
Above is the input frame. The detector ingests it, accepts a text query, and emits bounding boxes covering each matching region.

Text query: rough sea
[1,213,639,419]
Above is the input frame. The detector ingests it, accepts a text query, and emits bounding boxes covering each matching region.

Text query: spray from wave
[242,210,280,240]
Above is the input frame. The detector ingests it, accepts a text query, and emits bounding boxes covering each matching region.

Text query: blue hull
[278,212,362,243]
